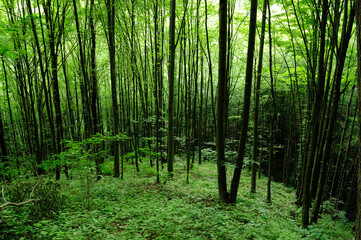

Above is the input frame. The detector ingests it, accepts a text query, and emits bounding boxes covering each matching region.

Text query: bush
[29,181,64,220]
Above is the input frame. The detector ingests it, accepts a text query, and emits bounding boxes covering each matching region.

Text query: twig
[2,187,8,203]
[29,181,40,200]
[0,199,40,209]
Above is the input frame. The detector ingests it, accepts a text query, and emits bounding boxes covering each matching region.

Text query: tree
[167,0,176,176]
[216,0,228,203]
[107,0,120,177]
[311,0,354,223]
[267,0,276,203]
[228,0,258,203]
[216,0,258,203]
[89,0,103,179]
[251,0,268,194]
[355,0,361,238]
[301,0,328,228]
[44,0,67,180]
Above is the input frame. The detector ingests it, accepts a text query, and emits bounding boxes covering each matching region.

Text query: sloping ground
[1,160,355,239]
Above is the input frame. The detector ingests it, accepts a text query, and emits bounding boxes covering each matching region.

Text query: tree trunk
[354,0,361,238]
[107,0,120,178]
[311,1,354,223]
[331,86,355,196]
[89,0,102,179]
[251,0,268,194]
[267,1,275,204]
[72,0,91,140]
[216,0,229,203]
[228,0,258,204]
[167,0,176,176]
[204,0,216,132]
[301,0,328,228]
[0,109,10,181]
[44,0,65,180]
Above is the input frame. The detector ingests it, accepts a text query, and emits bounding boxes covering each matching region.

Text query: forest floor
[1,157,355,239]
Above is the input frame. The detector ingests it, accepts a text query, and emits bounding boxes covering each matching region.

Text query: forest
[0,0,361,238]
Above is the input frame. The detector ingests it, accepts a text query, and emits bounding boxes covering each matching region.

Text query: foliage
[201,147,217,162]
[5,180,64,220]
[0,180,65,239]
[40,133,127,176]
[0,161,354,239]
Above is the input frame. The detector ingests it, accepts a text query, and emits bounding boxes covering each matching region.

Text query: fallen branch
[0,198,40,209]
[0,182,40,210]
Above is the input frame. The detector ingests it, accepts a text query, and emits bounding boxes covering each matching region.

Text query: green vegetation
[0,0,360,237]
[1,160,354,239]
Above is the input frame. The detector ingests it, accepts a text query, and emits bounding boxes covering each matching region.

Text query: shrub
[6,180,65,220]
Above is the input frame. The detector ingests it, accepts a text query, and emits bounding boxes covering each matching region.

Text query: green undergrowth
[0,159,355,239]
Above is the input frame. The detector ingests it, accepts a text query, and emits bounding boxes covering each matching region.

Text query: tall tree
[44,0,67,180]
[267,0,276,203]
[26,0,54,176]
[216,0,229,203]
[251,0,268,194]
[301,0,328,228]
[228,0,258,203]
[167,0,176,176]
[216,0,258,203]
[89,0,102,179]
[311,0,354,223]
[72,0,92,140]
[355,0,361,238]
[107,0,120,177]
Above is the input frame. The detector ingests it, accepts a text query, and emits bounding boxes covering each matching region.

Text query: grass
[1,157,355,239]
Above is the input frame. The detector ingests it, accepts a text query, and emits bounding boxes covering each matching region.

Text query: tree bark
[301,0,328,228]
[167,0,176,176]
[251,0,268,194]
[355,0,361,238]
[216,0,229,203]
[44,0,65,180]
[0,109,10,181]
[107,0,120,177]
[228,0,258,204]
[311,1,354,223]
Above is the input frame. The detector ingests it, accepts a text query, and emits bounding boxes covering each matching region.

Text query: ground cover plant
[0,159,354,239]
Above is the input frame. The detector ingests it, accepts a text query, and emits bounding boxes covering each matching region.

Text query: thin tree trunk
[26,0,56,169]
[167,0,176,176]
[89,0,102,179]
[301,0,328,228]
[198,54,204,165]
[107,0,120,178]
[2,58,19,174]
[331,86,355,196]
[228,0,258,204]
[356,0,361,229]
[73,0,91,140]
[61,43,75,140]
[216,0,229,203]
[251,0,268,194]
[44,0,66,180]
[154,0,161,183]
[267,1,275,204]
[311,2,354,223]
[204,0,216,132]
[0,109,10,181]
